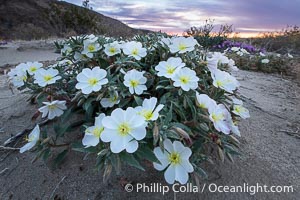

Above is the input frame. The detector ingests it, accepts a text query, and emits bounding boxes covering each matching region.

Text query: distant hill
[0,0,150,40]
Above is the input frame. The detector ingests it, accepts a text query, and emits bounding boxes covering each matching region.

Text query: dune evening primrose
[34,68,61,87]
[135,97,164,121]
[8,66,28,87]
[287,53,293,58]
[209,104,231,134]
[61,44,72,55]
[123,69,147,95]
[75,67,108,95]
[82,113,105,147]
[211,69,239,93]
[20,125,40,153]
[168,36,198,54]
[100,107,147,153]
[171,67,199,91]
[38,100,67,120]
[153,139,194,184]
[26,61,43,75]
[122,41,147,60]
[155,57,185,78]
[232,105,250,119]
[100,91,120,108]
[104,41,121,56]
[195,92,217,113]
[261,58,270,64]
[82,39,101,58]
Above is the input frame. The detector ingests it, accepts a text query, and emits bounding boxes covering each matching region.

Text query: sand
[0,42,299,200]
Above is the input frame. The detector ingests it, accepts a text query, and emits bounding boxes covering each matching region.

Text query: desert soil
[0,43,299,200]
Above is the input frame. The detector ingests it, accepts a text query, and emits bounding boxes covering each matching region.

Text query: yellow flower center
[109,47,116,53]
[129,80,139,87]
[25,135,35,142]
[118,123,131,136]
[179,76,190,84]
[109,95,118,103]
[132,48,138,55]
[92,127,104,138]
[143,110,153,121]
[88,78,98,86]
[178,43,187,51]
[29,66,37,72]
[169,152,181,165]
[88,44,96,52]
[48,104,57,110]
[212,113,223,122]
[216,80,223,87]
[166,65,175,75]
[43,75,53,82]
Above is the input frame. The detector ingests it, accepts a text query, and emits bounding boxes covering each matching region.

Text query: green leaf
[136,145,160,163]
[134,95,143,106]
[120,152,145,171]
[194,165,208,179]
[71,142,98,153]
[53,149,68,168]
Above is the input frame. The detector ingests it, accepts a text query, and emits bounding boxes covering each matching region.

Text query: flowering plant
[8,33,249,184]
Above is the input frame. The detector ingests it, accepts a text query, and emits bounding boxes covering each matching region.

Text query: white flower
[82,39,101,58]
[261,58,270,64]
[100,107,147,153]
[155,57,185,78]
[276,53,281,57]
[61,44,72,55]
[20,125,40,153]
[231,47,240,52]
[232,105,250,119]
[135,97,164,121]
[211,69,240,93]
[228,59,239,71]
[123,69,147,95]
[34,68,61,87]
[209,104,231,134]
[100,91,120,108]
[85,34,98,42]
[229,120,241,137]
[232,98,243,105]
[74,52,86,61]
[259,52,266,57]
[168,36,198,53]
[26,62,43,75]
[195,92,216,113]
[287,53,293,58]
[82,114,105,147]
[159,37,172,46]
[209,52,230,65]
[104,41,121,56]
[8,64,28,87]
[122,41,147,60]
[75,67,108,95]
[236,51,244,56]
[153,139,194,184]
[38,100,67,120]
[171,67,199,91]
[240,48,249,55]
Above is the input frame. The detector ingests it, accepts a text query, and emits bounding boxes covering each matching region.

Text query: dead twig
[3,119,49,146]
[49,176,67,199]
[0,168,9,175]
[0,146,20,151]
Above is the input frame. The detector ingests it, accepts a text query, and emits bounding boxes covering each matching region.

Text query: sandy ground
[0,45,299,199]
[0,40,59,66]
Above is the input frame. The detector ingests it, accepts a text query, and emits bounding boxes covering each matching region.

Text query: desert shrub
[185,20,233,49]
[223,44,295,74]
[251,25,300,54]
[7,33,249,184]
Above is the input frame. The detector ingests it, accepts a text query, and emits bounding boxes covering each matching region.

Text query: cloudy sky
[64,0,300,37]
